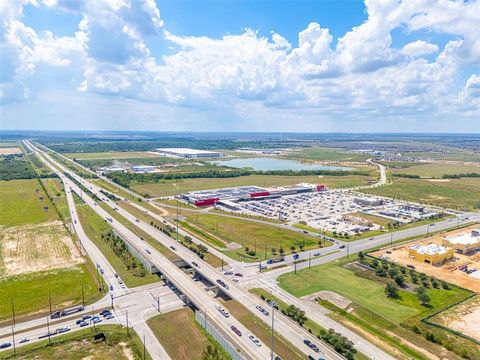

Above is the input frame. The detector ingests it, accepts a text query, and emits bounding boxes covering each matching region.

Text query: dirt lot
[0,221,84,277]
[432,296,480,342]
[0,147,22,155]
[371,224,480,293]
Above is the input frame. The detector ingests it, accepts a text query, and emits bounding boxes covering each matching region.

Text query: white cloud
[401,40,439,57]
[1,0,479,131]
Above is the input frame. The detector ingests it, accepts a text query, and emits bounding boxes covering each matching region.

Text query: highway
[28,141,347,359]
[29,141,479,360]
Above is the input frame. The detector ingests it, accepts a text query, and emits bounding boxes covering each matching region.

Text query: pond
[211,157,353,171]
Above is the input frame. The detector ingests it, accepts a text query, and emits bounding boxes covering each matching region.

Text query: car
[302,230,308,234]
[224,271,233,275]
[76,319,84,324]
[100,310,110,316]
[109,285,113,291]
[303,339,312,346]
[234,273,243,277]
[100,269,104,274]
[79,321,88,327]
[135,219,140,223]
[274,356,282,360]
[192,261,199,267]
[114,273,119,278]
[339,245,346,249]
[313,252,320,256]
[232,278,239,283]
[170,246,176,251]
[145,249,151,254]
[105,314,114,320]
[56,327,70,333]
[0,342,11,349]
[92,318,102,324]
[19,337,30,343]
[230,325,242,336]
[82,314,92,320]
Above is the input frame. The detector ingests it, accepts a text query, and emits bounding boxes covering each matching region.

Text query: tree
[388,267,399,278]
[376,267,387,277]
[417,292,431,306]
[201,345,226,360]
[394,274,405,287]
[358,251,365,261]
[385,283,399,298]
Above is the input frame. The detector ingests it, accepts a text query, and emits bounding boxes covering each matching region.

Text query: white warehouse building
[155,148,224,158]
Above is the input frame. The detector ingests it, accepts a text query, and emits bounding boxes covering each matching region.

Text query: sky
[0,0,479,133]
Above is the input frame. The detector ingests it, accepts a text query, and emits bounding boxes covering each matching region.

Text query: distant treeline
[393,173,421,179]
[41,139,277,153]
[442,172,480,179]
[107,168,369,187]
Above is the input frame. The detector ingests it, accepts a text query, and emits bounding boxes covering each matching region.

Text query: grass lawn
[131,174,373,197]
[41,178,71,221]
[0,179,58,227]
[1,324,149,360]
[74,196,160,287]
[65,151,163,160]
[361,177,480,210]
[147,308,228,360]
[390,163,480,178]
[222,299,304,360]
[183,213,331,261]
[0,264,102,325]
[282,147,370,162]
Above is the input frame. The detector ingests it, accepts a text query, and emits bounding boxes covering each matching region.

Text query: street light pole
[270,301,276,360]
[11,324,16,356]
[11,298,15,327]
[47,316,51,346]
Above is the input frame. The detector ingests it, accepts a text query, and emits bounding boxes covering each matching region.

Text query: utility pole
[81,279,85,307]
[221,258,224,271]
[176,202,179,242]
[11,298,15,327]
[294,260,297,275]
[309,252,311,270]
[143,334,146,360]
[47,316,51,346]
[157,296,160,312]
[11,324,16,357]
[390,232,393,248]
[347,243,350,259]
[264,244,267,260]
[126,309,129,336]
[270,301,276,360]
[49,291,52,316]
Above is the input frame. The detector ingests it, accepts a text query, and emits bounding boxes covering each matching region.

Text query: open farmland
[361,177,480,210]
[0,179,101,323]
[390,162,480,178]
[0,221,84,277]
[0,179,57,226]
[0,147,22,155]
[132,174,373,197]
[65,151,164,160]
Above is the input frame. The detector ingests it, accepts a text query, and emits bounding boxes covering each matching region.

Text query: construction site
[372,224,480,293]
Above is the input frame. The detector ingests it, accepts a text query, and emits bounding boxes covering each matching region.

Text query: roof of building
[445,230,480,245]
[410,243,451,255]
[156,148,221,155]
[184,186,266,201]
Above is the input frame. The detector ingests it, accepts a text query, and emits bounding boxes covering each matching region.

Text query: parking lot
[217,190,439,236]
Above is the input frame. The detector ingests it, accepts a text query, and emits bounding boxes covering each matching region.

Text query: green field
[362,177,480,210]
[74,196,160,287]
[0,325,149,360]
[147,308,228,360]
[65,151,164,160]
[0,179,58,226]
[0,264,102,325]
[282,147,370,162]
[182,212,331,261]
[132,174,372,197]
[389,162,480,178]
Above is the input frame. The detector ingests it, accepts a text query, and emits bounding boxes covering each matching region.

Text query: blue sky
[1,0,479,132]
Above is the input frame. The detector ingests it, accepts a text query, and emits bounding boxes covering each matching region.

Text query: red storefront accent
[249,191,270,198]
[316,184,326,191]
[194,198,219,207]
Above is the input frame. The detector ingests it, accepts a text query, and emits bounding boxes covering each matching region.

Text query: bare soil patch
[433,296,480,342]
[0,147,22,155]
[0,220,84,277]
